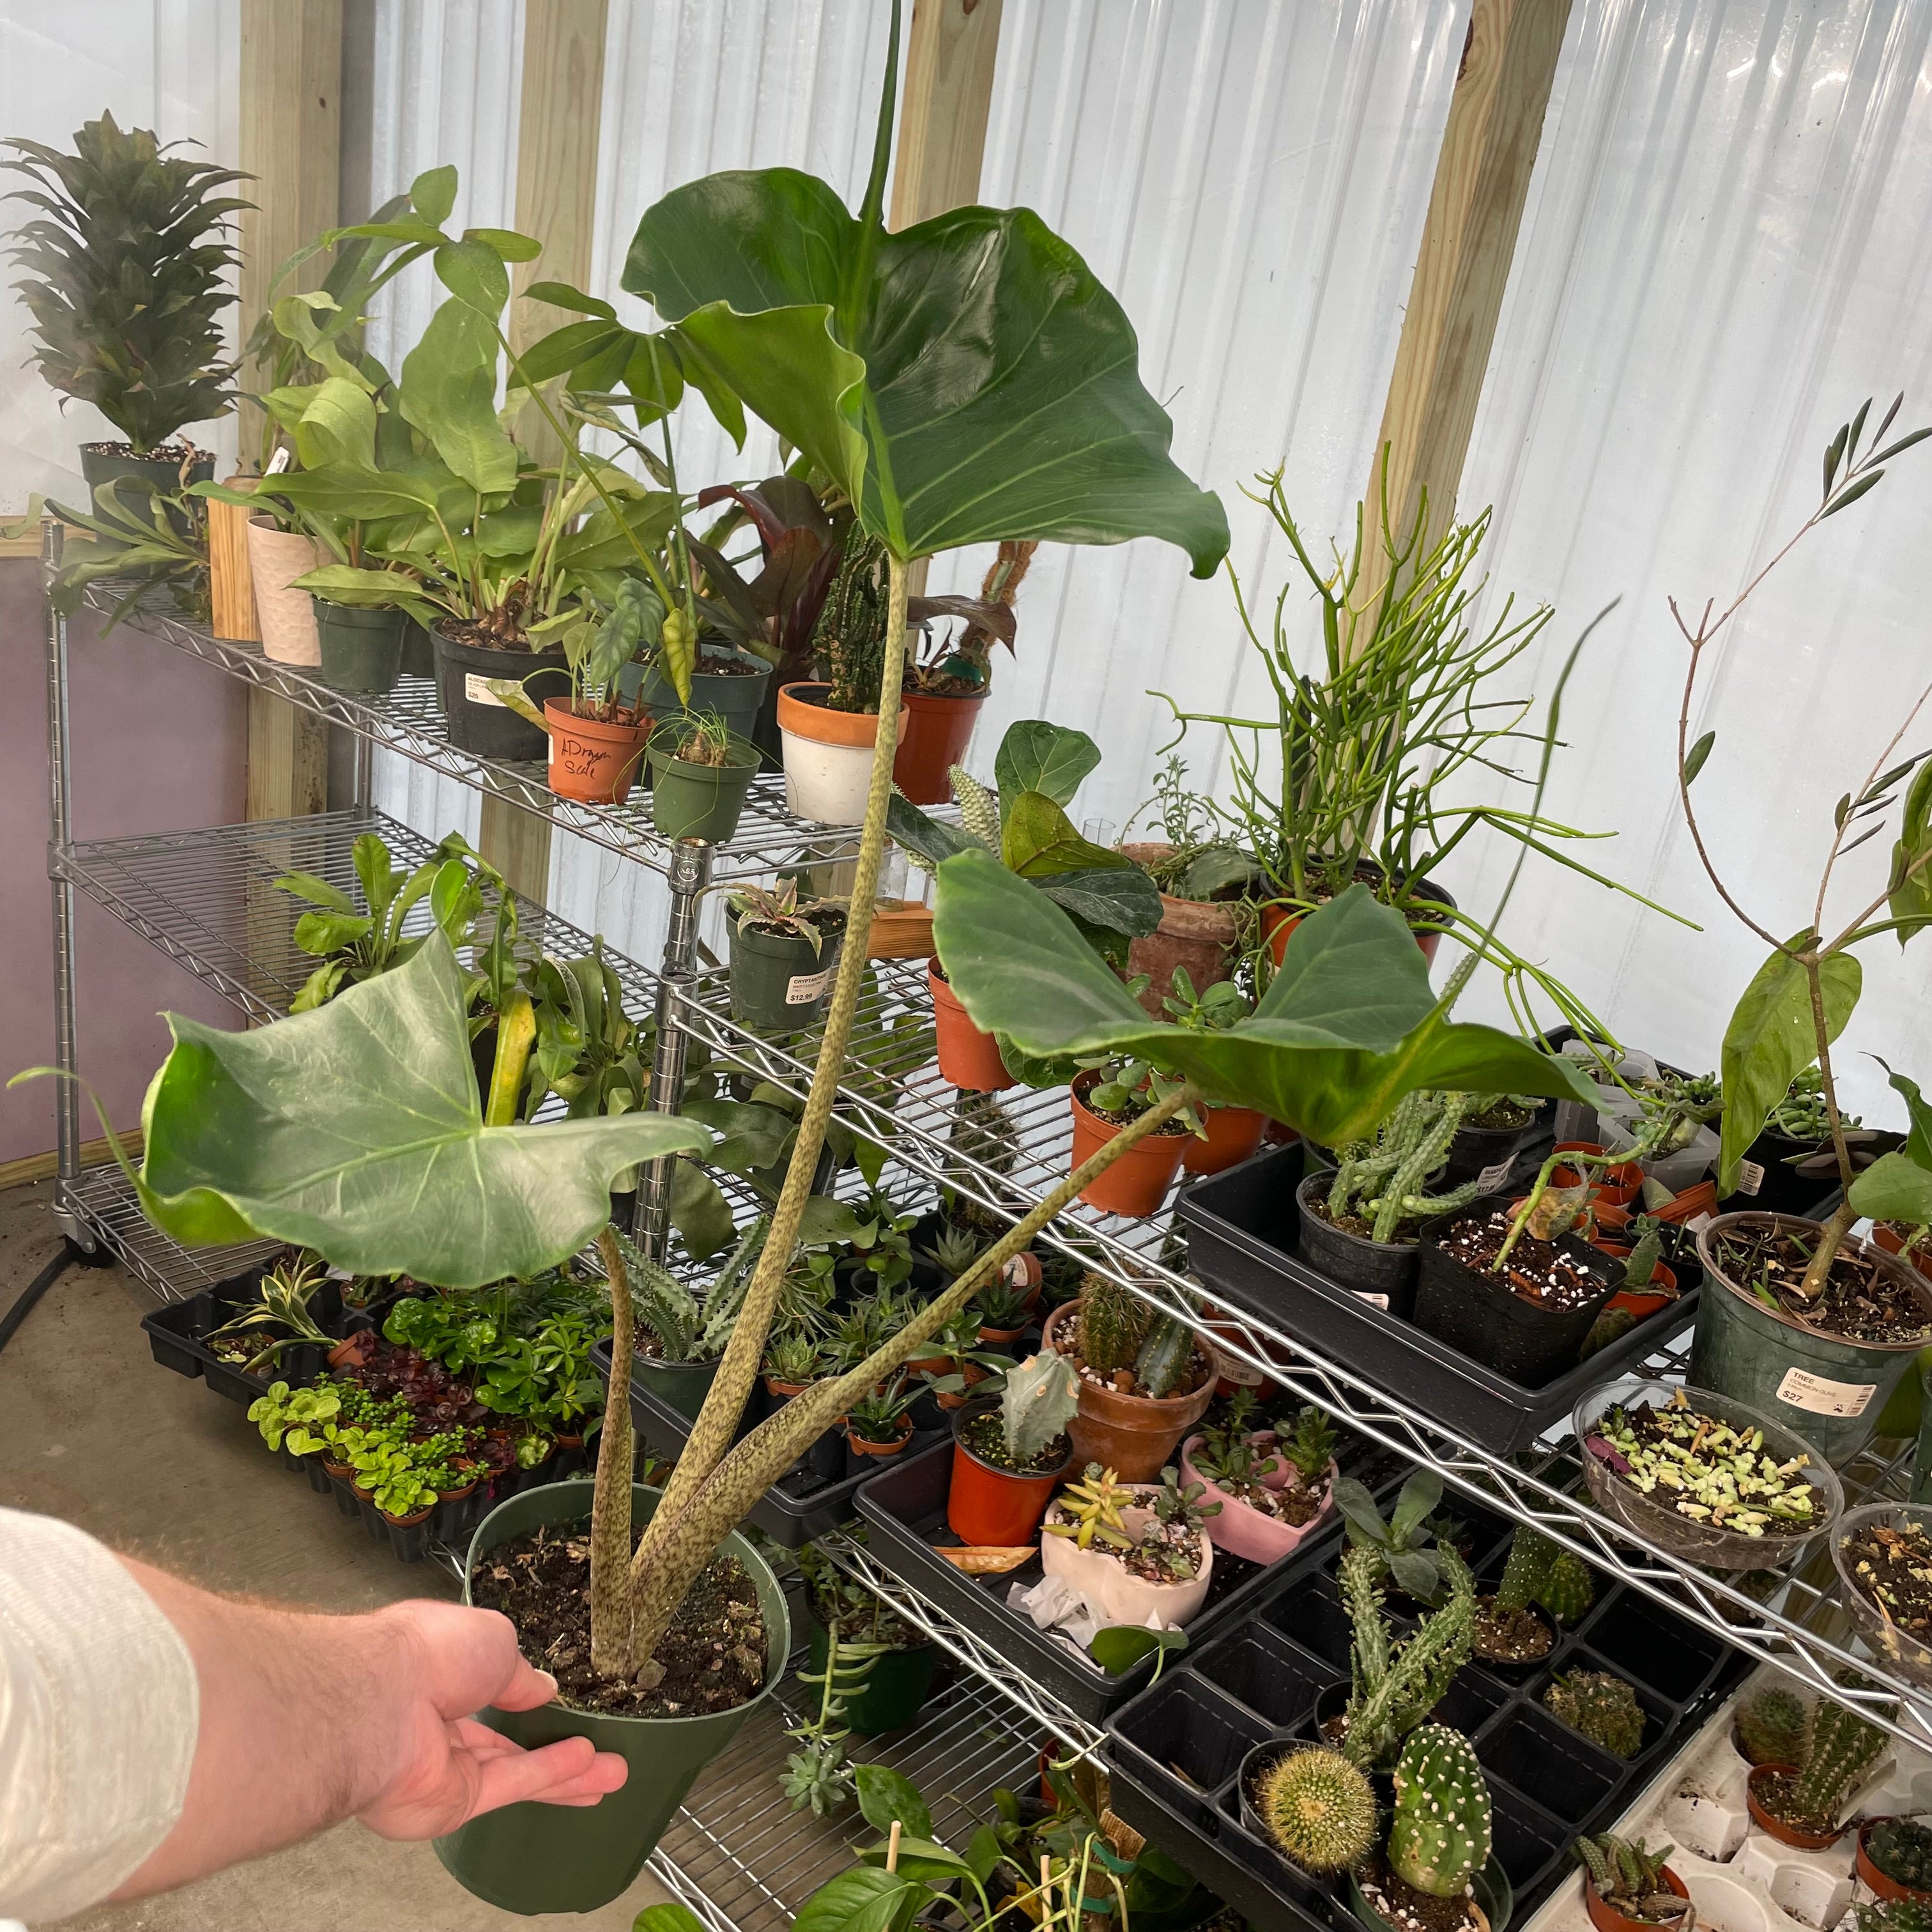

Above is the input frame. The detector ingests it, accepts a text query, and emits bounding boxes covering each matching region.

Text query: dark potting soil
[85,439,206,464]
[742,908,848,944]
[1472,1597,1554,1664]
[958,1407,1068,1475]
[1436,1209,1606,1312]
[1078,1087,1192,1138]
[1752,1770,1839,1839]
[1359,1859,1482,1932]
[1305,1185,1424,1246]
[474,1524,768,1717]
[441,606,540,651]
[694,650,762,676]
[1466,1098,1537,1131]
[1710,1225,1932,1342]
[1841,1517,1932,1649]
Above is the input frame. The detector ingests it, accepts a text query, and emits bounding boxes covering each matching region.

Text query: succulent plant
[1493,1526,1557,1614]
[1340,1542,1476,1772]
[1077,1279,1152,1376]
[1389,1724,1492,1897]
[1573,1834,1686,1922]
[1855,1904,1932,1932]
[1135,1311,1195,1399]
[1545,1671,1646,1759]
[1790,1679,1890,1827]
[999,1351,1080,1462]
[1043,1464,1135,1551]
[1580,1304,1639,1358]
[1736,1683,1807,1767]
[1285,1404,1340,1483]
[1325,1089,1484,1241]
[1866,1819,1932,1892]
[1257,1747,1377,1874]
[1537,1551,1596,1625]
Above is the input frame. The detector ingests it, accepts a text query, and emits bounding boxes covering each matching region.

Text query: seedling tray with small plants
[1104,1490,1746,1932]
[142,1259,343,1402]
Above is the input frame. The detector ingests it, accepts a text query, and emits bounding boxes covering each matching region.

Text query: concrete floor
[0,1180,677,1932]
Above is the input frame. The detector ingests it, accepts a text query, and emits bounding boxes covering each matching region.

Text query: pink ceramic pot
[1180,1432,1337,1565]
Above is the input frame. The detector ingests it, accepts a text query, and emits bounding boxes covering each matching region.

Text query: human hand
[356,1598,628,1839]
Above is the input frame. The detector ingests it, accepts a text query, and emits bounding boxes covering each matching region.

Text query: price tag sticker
[1735,1159,1765,1197]
[1476,1159,1515,1193]
[1353,1291,1391,1312]
[464,673,507,709]
[1775,1367,1876,1417]
[1218,1355,1268,1388]
[785,967,833,1005]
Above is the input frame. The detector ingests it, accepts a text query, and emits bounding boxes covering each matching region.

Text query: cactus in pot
[1340,1541,1476,1771]
[1388,1724,1492,1897]
[1257,1747,1378,1873]
[1537,1550,1596,1625]
[1545,1669,1646,1758]
[1736,1683,1807,1765]
[1078,1278,1151,1377]
[1325,1090,1485,1240]
[1789,1688,1889,1827]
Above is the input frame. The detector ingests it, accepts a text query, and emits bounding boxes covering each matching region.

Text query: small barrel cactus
[1494,1526,1557,1614]
[1856,1904,1932,1932]
[1389,1724,1492,1897]
[1076,1279,1151,1377]
[1537,1551,1597,1625]
[1867,1819,1932,1892]
[1792,1685,1889,1826]
[1736,1683,1807,1766]
[1257,1747,1377,1874]
[1545,1670,1646,1758]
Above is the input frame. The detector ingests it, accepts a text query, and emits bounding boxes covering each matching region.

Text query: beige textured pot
[1118,841,1239,1018]
[247,518,321,664]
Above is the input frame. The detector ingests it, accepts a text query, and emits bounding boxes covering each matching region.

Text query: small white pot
[1038,1494,1213,1629]
[246,518,321,665]
[776,681,907,826]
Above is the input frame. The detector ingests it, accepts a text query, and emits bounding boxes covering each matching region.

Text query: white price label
[1735,1158,1765,1197]
[1476,1159,1515,1193]
[1218,1356,1267,1388]
[464,672,508,708]
[785,967,833,1006]
[1775,1367,1876,1418]
[1000,1253,1042,1292]
[1354,1291,1391,1312]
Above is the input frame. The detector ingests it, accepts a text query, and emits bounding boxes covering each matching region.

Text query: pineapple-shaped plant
[1736,1683,1807,1767]
[1866,1819,1932,1894]
[1257,1747,1377,1874]
[1077,1277,1153,1377]
[1545,1671,1646,1759]
[1389,1724,1492,1897]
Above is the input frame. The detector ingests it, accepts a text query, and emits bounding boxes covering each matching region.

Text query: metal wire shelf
[92,583,874,884]
[671,959,1932,1749]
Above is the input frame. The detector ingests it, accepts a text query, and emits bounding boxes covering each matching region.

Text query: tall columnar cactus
[1494,1526,1558,1614]
[1077,1279,1152,1377]
[1537,1551,1596,1625]
[1341,1542,1476,1771]
[1545,1671,1646,1759]
[1792,1683,1890,1824]
[1389,1724,1492,1897]
[1326,1091,1484,1241]
[1258,1747,1378,1874]
[1135,1312,1195,1397]
[1736,1684,1807,1767]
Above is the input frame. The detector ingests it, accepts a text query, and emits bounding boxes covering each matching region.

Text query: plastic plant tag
[1735,1158,1765,1197]
[1775,1367,1876,1417]
[1476,1158,1515,1192]
[464,673,508,708]
[785,967,833,1006]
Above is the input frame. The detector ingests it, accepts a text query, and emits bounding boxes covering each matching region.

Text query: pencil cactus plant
[1389,1724,1492,1897]
[1258,1747,1378,1873]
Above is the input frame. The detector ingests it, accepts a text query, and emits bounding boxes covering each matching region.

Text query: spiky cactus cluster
[1327,1091,1485,1242]
[1855,1903,1932,1932]
[1389,1724,1491,1897]
[1077,1280,1152,1376]
[1341,1543,1476,1772]
[1866,1820,1932,1891]
[1257,1747,1377,1874]
[1736,1684,1806,1766]
[1545,1671,1646,1758]
[1574,1835,1681,1917]
[1791,1683,1889,1825]
[1494,1526,1557,1614]
[1537,1551,1596,1625]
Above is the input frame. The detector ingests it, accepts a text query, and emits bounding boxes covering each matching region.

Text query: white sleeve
[0,1509,198,1923]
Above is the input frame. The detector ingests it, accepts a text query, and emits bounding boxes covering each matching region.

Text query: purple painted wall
[0,559,249,1164]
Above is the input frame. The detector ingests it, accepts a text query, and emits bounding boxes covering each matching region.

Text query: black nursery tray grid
[1104,1508,1747,1932]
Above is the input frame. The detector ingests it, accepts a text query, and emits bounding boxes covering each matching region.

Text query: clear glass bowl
[1573,1378,1844,1570]
[1832,1502,1932,1690]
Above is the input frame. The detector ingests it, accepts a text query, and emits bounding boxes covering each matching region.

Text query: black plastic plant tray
[1177,1144,1699,1455]
[1105,1528,1749,1932]
[140,1260,341,1404]
[595,1342,951,1548]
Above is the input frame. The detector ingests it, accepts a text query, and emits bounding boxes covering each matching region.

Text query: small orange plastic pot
[1858,1820,1932,1903]
[946,1397,1073,1545]
[929,962,1013,1091]
[1583,1867,1689,1932]
[1745,1765,1844,1850]
[1874,1223,1932,1281]
[1069,1071,1188,1216]
[1553,1140,1644,1206]
[1262,900,1445,967]
[1181,1104,1268,1176]
[545,700,650,804]
[895,689,988,804]
[1595,1243,1680,1321]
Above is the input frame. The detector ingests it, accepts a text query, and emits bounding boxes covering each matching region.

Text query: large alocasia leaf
[1717,939,1862,1194]
[133,937,709,1287]
[620,10,1227,575]
[931,852,1597,1146]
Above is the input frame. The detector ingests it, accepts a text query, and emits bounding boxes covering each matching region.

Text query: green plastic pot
[312,599,406,694]
[729,911,844,1032]
[628,647,772,755]
[1689,1211,1932,1467]
[648,732,760,843]
[633,1351,722,1422]
[400,618,435,681]
[433,1478,789,1915]
[803,1609,938,1736]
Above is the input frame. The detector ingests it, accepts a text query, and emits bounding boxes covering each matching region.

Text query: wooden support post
[889,0,1004,604]
[1357,0,1572,617]
[479,0,610,905]
[239,0,342,820]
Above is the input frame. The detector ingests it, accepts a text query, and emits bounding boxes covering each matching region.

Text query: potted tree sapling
[1660,399,1932,1464]
[2,112,245,501]
[726,880,847,1032]
[947,1351,1081,1547]
[648,708,760,842]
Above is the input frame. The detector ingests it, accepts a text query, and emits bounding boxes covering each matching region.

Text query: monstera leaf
[128,937,709,1287]
[931,852,1597,1146]
[621,4,1226,575]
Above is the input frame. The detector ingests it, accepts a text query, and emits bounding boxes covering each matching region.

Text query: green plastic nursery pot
[312,599,407,694]
[80,441,215,535]
[1689,1211,1932,1468]
[802,1609,937,1736]
[632,1351,722,1422]
[631,648,772,753]
[729,912,843,1031]
[433,1478,789,1915]
[648,733,760,843]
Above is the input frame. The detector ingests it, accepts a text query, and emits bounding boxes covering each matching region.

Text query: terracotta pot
[1261,870,1453,967]
[895,688,988,803]
[1583,1867,1689,1932]
[978,1324,1025,1347]
[1553,1142,1644,1206]
[946,1396,1073,1545]
[1875,1224,1932,1282]
[846,1416,914,1458]
[246,518,321,665]
[930,962,1013,1091]
[1180,1432,1336,1564]
[776,682,909,825]
[1857,1820,1932,1903]
[1068,1071,1189,1218]
[1181,1104,1267,1176]
[1042,1299,1216,1481]
[1745,1764,1844,1849]
[1117,843,1239,1018]
[1594,1245,1680,1321]
[544,699,650,804]
[1039,1487,1212,1625]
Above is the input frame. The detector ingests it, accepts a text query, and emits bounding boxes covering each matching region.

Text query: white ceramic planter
[1038,1491,1211,1628]
[774,682,909,826]
[246,518,321,665]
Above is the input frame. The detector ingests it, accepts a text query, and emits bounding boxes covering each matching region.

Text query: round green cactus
[1545,1670,1646,1759]
[1258,1747,1377,1874]
[1389,1724,1492,1897]
[1537,1551,1597,1626]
